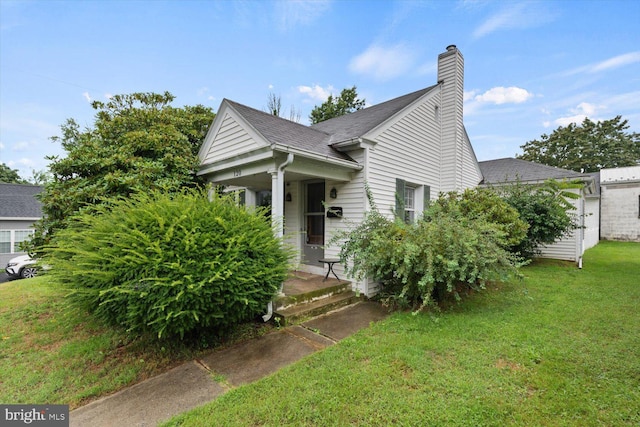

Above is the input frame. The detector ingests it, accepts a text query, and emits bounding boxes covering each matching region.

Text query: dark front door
[303,181,325,265]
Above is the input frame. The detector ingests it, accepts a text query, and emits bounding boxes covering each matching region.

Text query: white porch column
[270,154,294,239]
[270,170,283,238]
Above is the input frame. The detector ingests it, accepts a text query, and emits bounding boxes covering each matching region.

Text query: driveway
[0,272,10,284]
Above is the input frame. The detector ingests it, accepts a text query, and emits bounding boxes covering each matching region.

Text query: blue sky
[1,0,639,179]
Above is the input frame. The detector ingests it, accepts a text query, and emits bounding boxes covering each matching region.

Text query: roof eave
[271,143,363,171]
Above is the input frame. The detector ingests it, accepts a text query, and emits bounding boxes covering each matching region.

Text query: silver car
[5,254,39,279]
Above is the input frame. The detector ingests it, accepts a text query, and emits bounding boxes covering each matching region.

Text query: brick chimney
[437,45,464,192]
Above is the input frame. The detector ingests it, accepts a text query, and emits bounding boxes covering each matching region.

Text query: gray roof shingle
[225,85,438,161]
[0,183,43,219]
[478,158,585,184]
[311,86,437,143]
[226,100,352,161]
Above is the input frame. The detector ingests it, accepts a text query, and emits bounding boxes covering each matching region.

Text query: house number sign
[233,169,242,177]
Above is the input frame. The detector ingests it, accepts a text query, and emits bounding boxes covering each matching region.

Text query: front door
[303,181,325,265]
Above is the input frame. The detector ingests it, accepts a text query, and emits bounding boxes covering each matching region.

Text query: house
[198,45,482,296]
[0,183,43,265]
[478,158,599,265]
[599,165,640,242]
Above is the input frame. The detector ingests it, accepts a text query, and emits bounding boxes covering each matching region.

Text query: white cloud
[474,86,533,104]
[562,51,640,76]
[275,0,331,31]
[590,51,640,73]
[473,2,556,39]
[464,90,478,102]
[105,93,113,99]
[82,92,91,102]
[297,84,334,101]
[348,43,415,81]
[553,102,602,127]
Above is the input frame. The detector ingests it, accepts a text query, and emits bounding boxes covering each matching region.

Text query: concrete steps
[274,284,362,325]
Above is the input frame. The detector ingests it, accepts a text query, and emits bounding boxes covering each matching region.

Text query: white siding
[538,188,582,262]
[283,181,302,264]
[583,196,600,250]
[461,131,483,189]
[323,150,375,295]
[367,97,442,218]
[202,113,266,164]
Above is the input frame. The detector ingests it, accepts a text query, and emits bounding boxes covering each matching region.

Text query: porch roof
[225,100,354,163]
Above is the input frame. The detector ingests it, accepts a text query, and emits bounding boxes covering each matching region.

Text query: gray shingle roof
[479,158,585,184]
[226,100,352,162]
[311,86,437,143]
[225,85,438,160]
[0,183,43,219]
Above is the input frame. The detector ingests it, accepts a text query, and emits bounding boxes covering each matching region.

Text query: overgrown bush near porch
[44,189,290,340]
[496,179,580,259]
[333,188,526,309]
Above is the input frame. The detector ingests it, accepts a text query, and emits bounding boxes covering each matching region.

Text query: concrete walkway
[70,301,388,427]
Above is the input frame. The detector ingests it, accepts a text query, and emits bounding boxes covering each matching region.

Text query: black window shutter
[423,185,431,211]
[395,178,405,218]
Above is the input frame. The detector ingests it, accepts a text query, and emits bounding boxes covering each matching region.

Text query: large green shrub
[333,188,524,310]
[497,180,580,259]
[45,189,290,339]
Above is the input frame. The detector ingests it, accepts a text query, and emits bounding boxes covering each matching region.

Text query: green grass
[0,276,273,409]
[163,241,640,426]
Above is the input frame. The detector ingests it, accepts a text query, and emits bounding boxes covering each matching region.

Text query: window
[404,186,415,223]
[14,230,33,252]
[396,179,430,223]
[0,229,33,254]
[0,230,10,254]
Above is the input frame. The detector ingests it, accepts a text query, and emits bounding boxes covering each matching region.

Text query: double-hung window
[404,186,416,223]
[0,229,33,254]
[396,178,430,223]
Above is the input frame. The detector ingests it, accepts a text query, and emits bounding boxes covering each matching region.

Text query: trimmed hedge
[45,189,290,339]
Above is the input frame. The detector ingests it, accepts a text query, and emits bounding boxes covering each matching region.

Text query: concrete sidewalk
[70,301,388,427]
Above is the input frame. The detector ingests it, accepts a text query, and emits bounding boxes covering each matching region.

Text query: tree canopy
[0,163,26,183]
[30,91,215,250]
[518,116,640,173]
[309,86,366,124]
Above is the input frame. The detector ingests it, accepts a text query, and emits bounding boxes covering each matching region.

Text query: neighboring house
[478,158,599,265]
[600,165,640,242]
[0,183,43,265]
[198,45,482,296]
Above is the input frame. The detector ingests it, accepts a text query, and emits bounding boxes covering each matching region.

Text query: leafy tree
[518,116,640,172]
[0,163,26,183]
[27,169,52,185]
[309,86,366,124]
[29,92,215,250]
[498,180,580,259]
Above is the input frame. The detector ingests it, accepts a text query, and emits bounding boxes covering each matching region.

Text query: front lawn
[164,241,640,426]
[0,276,272,408]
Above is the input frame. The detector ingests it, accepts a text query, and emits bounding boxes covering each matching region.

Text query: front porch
[274,271,362,325]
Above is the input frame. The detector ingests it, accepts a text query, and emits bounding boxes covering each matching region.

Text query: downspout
[263,153,294,322]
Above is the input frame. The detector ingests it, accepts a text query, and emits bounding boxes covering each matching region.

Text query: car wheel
[20,267,38,279]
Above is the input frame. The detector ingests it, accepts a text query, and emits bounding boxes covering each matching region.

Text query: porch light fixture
[286,192,292,202]
[329,187,337,199]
